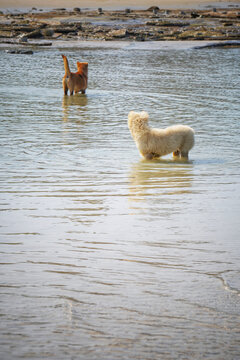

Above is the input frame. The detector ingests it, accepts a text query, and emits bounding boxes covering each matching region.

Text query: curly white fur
[128,111,194,160]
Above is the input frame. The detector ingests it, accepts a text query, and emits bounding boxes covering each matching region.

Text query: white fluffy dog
[128,111,194,160]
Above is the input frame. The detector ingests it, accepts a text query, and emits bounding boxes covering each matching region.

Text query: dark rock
[52,25,81,34]
[30,41,52,46]
[41,28,54,37]
[194,40,240,49]
[135,35,145,41]
[73,8,81,12]
[5,49,33,54]
[191,12,200,18]
[26,29,42,38]
[147,6,159,11]
[11,25,36,32]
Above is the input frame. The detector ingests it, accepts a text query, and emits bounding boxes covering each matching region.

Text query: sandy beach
[1,0,240,10]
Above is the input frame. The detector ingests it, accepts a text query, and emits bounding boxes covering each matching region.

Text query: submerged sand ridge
[0,6,239,44]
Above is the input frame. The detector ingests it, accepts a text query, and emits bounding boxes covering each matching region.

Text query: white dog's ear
[128,111,137,119]
[139,111,149,121]
[128,111,140,122]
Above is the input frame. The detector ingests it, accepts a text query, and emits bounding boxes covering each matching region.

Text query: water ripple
[0,46,239,360]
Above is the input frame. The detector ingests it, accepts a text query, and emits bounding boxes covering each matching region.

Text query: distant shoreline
[1,0,240,11]
[0,5,239,46]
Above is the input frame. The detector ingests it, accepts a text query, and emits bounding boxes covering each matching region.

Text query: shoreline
[2,39,240,52]
[1,0,240,10]
[0,5,239,47]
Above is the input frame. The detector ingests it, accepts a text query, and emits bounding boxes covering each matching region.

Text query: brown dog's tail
[62,54,71,77]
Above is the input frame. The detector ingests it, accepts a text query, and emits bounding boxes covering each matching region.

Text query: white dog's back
[128,111,194,160]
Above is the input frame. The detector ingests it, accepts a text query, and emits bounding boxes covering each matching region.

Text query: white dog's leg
[173,150,180,158]
[181,151,189,159]
[144,153,154,160]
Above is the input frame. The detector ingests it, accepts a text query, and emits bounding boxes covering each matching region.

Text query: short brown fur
[62,54,88,95]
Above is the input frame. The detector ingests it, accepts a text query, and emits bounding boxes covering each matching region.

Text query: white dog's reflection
[129,159,193,209]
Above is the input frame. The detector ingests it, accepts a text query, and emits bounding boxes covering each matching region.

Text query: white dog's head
[128,111,149,138]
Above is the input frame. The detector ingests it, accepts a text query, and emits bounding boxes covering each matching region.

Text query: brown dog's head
[77,62,88,75]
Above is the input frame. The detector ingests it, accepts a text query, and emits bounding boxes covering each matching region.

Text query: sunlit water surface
[0,44,239,359]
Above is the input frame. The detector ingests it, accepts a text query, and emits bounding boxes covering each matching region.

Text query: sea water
[0,42,239,359]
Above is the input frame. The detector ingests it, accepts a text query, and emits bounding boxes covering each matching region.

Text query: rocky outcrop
[0,7,239,44]
[107,29,129,38]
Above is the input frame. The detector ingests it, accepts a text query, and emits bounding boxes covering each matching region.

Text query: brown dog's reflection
[62,94,88,122]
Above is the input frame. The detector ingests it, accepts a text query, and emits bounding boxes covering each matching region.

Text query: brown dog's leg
[62,79,68,95]
[68,84,74,96]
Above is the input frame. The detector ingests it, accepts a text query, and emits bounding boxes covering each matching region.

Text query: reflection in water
[62,94,88,122]
[129,159,193,216]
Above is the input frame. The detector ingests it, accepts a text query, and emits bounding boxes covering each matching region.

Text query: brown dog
[62,54,88,95]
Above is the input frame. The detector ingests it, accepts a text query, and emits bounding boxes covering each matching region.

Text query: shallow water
[0,43,239,359]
